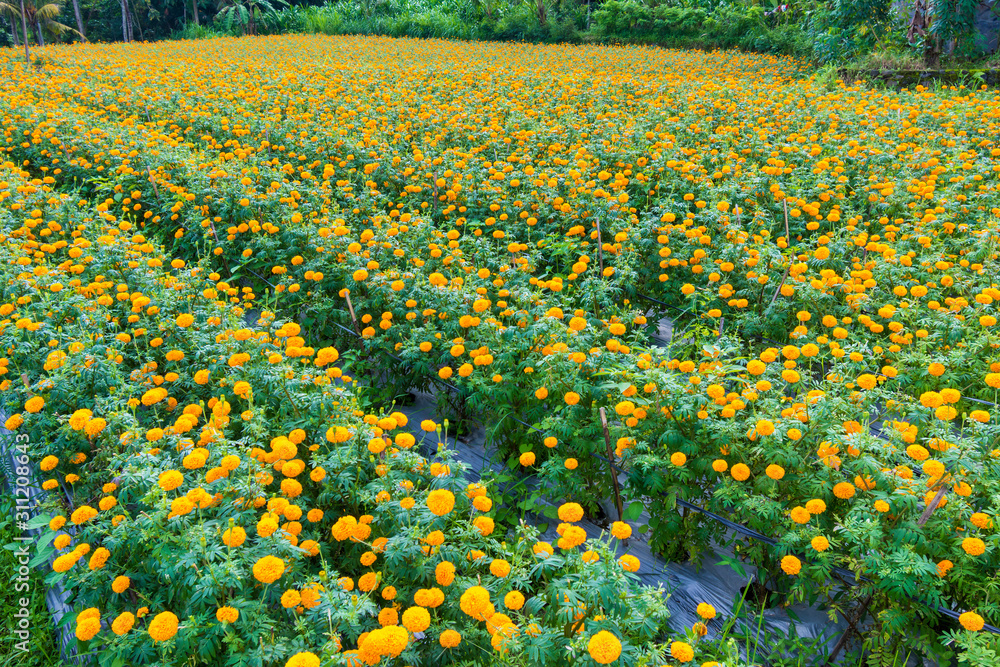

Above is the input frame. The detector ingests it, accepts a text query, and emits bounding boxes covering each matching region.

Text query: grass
[0,485,61,667]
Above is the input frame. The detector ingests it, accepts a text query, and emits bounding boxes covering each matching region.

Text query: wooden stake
[917,484,948,526]
[344,291,360,335]
[599,407,624,524]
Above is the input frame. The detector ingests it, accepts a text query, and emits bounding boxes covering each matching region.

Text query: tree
[215,0,285,35]
[70,0,83,40]
[0,0,76,59]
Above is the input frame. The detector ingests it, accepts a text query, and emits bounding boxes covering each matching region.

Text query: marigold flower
[459,585,493,620]
[962,537,986,556]
[439,629,462,648]
[696,602,716,620]
[670,640,694,662]
[402,606,431,633]
[959,612,984,632]
[731,463,750,481]
[112,611,135,636]
[618,554,640,572]
[582,630,621,664]
[435,561,456,586]
[71,505,98,525]
[490,559,511,578]
[148,611,179,642]
[427,489,456,516]
[504,591,525,610]
[611,521,632,540]
[558,502,584,522]
[780,555,801,575]
[833,482,856,499]
[76,616,101,642]
[284,652,320,667]
[216,606,239,624]
[252,555,286,583]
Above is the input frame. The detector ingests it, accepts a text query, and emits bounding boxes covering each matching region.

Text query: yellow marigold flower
[76,616,101,642]
[766,464,785,480]
[611,521,632,540]
[618,554,640,572]
[426,489,455,516]
[440,629,462,648]
[4,413,24,430]
[112,611,135,636]
[806,499,827,514]
[962,537,986,556]
[222,526,246,548]
[284,652,320,667]
[459,585,493,621]
[435,561,455,586]
[25,396,45,413]
[558,503,584,522]
[731,463,750,481]
[489,559,511,578]
[755,419,775,436]
[811,536,830,552]
[959,612,984,632]
[71,505,98,525]
[148,611,179,642]
[252,555,286,584]
[790,506,810,524]
[281,589,301,609]
[504,591,525,610]
[671,452,687,466]
[40,455,58,472]
[158,470,183,491]
[780,555,801,575]
[696,602,716,620]
[216,607,239,624]
[856,374,877,390]
[175,313,194,327]
[587,630,622,664]
[919,391,943,408]
[670,640,694,662]
[519,451,535,466]
[564,391,580,406]
[112,575,130,593]
[402,606,431,633]
[833,482,856,499]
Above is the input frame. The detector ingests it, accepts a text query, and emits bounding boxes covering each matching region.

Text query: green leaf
[623,501,644,521]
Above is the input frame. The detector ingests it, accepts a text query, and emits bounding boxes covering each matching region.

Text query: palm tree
[216,0,286,35]
[0,0,30,63]
[0,0,77,49]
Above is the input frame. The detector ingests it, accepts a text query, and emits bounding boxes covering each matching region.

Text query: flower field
[1,34,1000,666]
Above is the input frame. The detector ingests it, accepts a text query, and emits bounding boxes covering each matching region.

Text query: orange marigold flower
[148,611,179,642]
[588,631,623,664]
[781,555,802,575]
[427,489,456,516]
